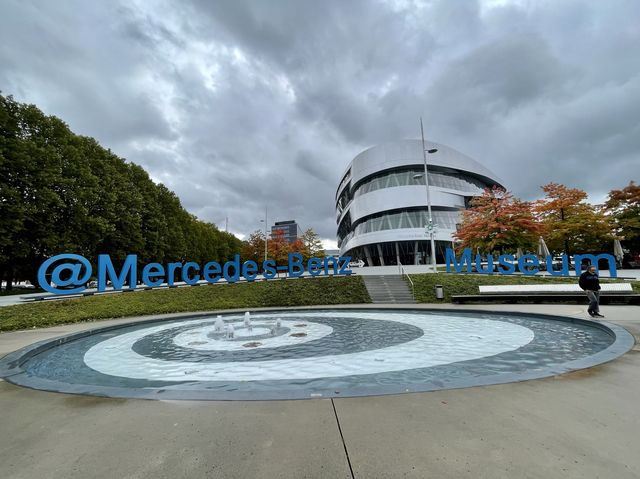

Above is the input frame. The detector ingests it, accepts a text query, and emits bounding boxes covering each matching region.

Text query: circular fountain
[0,309,633,400]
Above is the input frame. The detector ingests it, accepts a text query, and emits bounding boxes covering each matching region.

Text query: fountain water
[244,312,252,331]
[214,315,224,332]
[0,309,631,401]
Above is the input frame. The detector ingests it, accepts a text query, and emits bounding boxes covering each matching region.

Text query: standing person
[579,265,604,318]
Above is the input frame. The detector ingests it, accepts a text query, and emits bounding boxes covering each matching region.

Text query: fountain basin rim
[0,307,634,401]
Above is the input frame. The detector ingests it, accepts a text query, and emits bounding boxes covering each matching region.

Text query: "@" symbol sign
[37,254,93,294]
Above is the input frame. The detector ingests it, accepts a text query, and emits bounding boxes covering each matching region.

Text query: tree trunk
[5,264,13,290]
[27,266,39,290]
[560,207,571,267]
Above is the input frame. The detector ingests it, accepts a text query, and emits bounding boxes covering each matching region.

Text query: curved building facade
[336,140,504,266]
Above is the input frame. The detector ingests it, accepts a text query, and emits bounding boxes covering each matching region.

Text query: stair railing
[397,262,415,300]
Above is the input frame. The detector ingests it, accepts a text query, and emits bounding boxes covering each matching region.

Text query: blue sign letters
[38,253,353,295]
[445,248,617,277]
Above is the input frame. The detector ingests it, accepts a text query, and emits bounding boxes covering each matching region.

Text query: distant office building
[336,140,504,266]
[271,220,303,244]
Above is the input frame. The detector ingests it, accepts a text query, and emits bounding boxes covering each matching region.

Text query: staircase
[362,275,415,304]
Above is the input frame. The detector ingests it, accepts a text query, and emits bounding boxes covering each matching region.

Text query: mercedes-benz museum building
[336,140,504,266]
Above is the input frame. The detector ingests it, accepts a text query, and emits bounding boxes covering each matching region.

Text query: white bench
[452,283,638,304]
[479,283,633,294]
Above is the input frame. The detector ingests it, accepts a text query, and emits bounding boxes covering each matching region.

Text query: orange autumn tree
[267,228,291,265]
[454,186,542,254]
[534,183,613,255]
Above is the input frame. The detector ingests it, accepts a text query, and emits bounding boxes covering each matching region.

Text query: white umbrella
[614,239,624,262]
[537,237,551,258]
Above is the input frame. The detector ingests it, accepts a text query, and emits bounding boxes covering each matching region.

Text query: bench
[479,284,633,294]
[452,283,639,305]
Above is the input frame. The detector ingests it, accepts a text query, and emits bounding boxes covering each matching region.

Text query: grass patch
[410,273,640,303]
[0,276,370,332]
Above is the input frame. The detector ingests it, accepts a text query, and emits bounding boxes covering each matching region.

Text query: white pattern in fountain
[172,318,332,351]
[84,311,535,382]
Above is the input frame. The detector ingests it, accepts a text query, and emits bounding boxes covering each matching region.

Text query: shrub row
[0,276,371,332]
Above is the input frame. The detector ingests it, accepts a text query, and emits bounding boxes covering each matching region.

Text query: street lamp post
[420,117,438,273]
[260,206,268,262]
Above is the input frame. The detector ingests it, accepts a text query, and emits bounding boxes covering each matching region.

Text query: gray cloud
[1,0,638,243]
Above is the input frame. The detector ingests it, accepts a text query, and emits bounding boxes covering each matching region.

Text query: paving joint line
[331,398,355,479]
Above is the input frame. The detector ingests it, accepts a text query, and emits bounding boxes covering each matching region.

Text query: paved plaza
[1,303,639,478]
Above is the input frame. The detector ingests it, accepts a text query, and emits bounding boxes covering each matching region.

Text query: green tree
[241,230,266,265]
[0,93,242,288]
[605,181,640,253]
[217,230,243,262]
[0,95,30,287]
[1,96,101,285]
[300,228,325,260]
[534,183,614,255]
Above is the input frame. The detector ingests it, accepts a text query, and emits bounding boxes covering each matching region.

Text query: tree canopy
[453,186,542,254]
[605,181,640,253]
[534,182,614,254]
[0,94,242,288]
[240,228,325,270]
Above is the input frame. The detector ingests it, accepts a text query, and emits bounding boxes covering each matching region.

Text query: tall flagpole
[264,206,268,261]
[420,118,437,273]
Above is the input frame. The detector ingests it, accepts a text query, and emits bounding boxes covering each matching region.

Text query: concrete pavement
[0,304,638,478]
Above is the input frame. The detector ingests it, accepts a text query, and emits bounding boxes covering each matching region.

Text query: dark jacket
[579,271,601,291]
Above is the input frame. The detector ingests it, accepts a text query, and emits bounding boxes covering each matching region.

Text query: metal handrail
[398,262,415,299]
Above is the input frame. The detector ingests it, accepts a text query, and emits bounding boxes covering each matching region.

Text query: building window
[353,168,488,198]
[353,209,461,236]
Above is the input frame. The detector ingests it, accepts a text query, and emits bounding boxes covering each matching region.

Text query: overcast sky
[1,0,639,247]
